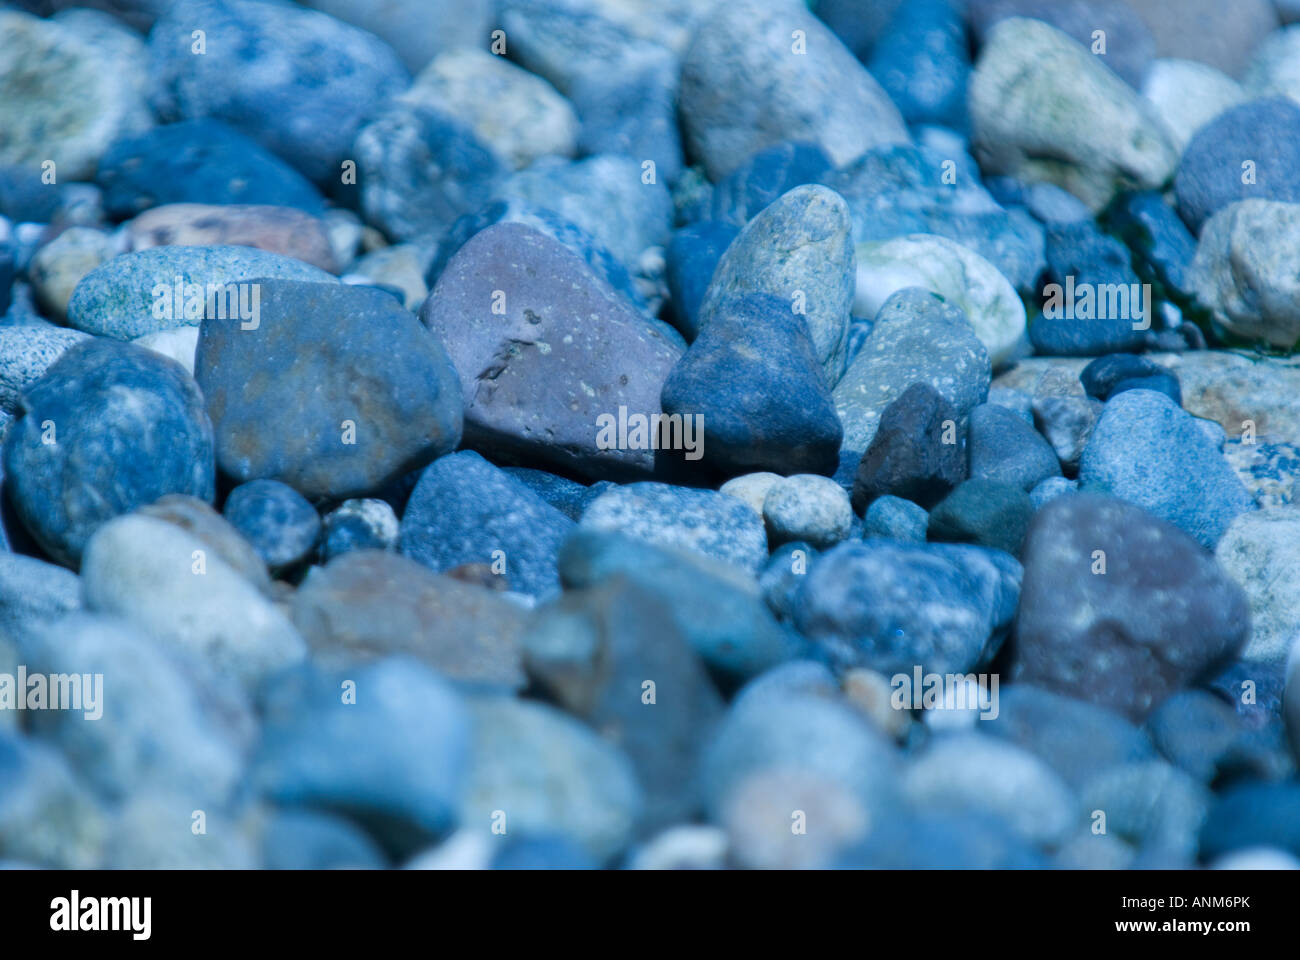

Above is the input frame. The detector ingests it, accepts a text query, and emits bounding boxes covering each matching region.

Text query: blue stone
[4,339,214,566]
[400,450,574,599]
[96,119,325,219]
[710,141,834,228]
[1080,353,1182,405]
[223,479,321,570]
[664,220,738,340]
[867,0,969,130]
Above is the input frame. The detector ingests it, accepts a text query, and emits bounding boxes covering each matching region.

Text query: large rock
[1174,98,1300,233]
[660,293,842,476]
[1079,388,1255,548]
[291,550,528,690]
[81,513,305,686]
[0,9,151,181]
[1189,200,1300,348]
[970,17,1178,211]
[147,0,410,184]
[67,245,334,341]
[698,185,854,384]
[679,0,909,180]
[1013,492,1250,720]
[419,223,683,481]
[196,279,462,500]
[833,288,991,475]
[853,234,1025,367]
[4,339,214,567]
[399,450,575,600]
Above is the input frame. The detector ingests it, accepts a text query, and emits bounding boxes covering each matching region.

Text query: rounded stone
[223,479,321,570]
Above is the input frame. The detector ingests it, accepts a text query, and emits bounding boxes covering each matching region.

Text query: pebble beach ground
[0,0,1299,871]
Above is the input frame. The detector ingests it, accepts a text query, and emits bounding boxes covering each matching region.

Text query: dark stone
[96,120,325,219]
[1105,190,1197,302]
[661,292,842,476]
[4,339,214,566]
[967,402,1061,491]
[852,382,965,513]
[664,221,738,340]
[420,223,684,482]
[522,575,725,829]
[710,142,834,228]
[1012,492,1251,721]
[1080,353,1182,404]
[399,450,574,600]
[927,479,1033,555]
[1174,98,1300,233]
[1199,782,1300,861]
[867,0,969,130]
[195,279,462,501]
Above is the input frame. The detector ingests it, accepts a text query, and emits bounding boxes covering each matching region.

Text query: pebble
[260,808,387,871]
[421,223,683,481]
[68,244,334,341]
[21,612,250,806]
[148,0,410,185]
[97,119,325,218]
[1189,200,1300,349]
[1175,99,1300,233]
[793,539,1020,676]
[852,383,966,513]
[300,0,492,74]
[291,550,527,690]
[1080,354,1182,404]
[223,480,322,571]
[664,221,738,339]
[867,0,969,129]
[81,513,305,686]
[967,402,1062,491]
[0,325,90,413]
[660,292,843,476]
[0,10,150,182]
[196,279,463,500]
[710,142,834,229]
[1079,388,1255,548]
[4,339,214,566]
[1013,492,1250,720]
[1079,760,1210,865]
[254,657,471,858]
[139,494,271,594]
[580,481,768,573]
[698,185,854,384]
[125,203,339,273]
[853,234,1026,367]
[1031,396,1099,473]
[559,528,797,682]
[863,495,930,544]
[969,17,1178,211]
[1199,782,1300,862]
[1243,25,1300,105]
[928,479,1034,555]
[679,0,909,180]
[0,553,81,652]
[1029,476,1079,509]
[320,499,400,562]
[523,576,724,828]
[460,696,642,864]
[354,102,503,243]
[0,732,105,868]
[834,288,992,474]
[28,227,119,323]
[1127,0,1278,78]
[1214,508,1300,665]
[761,474,853,550]
[1142,59,1245,153]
